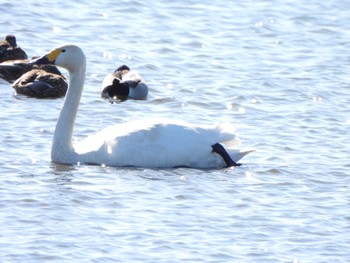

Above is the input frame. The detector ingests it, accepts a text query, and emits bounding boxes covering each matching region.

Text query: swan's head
[32,44,86,72]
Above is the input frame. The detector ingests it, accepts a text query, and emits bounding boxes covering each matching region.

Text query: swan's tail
[213,123,255,163]
[231,149,255,162]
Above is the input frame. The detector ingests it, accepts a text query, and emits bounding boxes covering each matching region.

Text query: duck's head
[114,64,130,75]
[31,44,86,72]
[5,35,17,48]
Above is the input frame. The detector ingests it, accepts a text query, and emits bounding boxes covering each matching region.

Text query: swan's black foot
[211,143,241,167]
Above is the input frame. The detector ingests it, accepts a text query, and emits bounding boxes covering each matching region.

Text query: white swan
[32,44,253,168]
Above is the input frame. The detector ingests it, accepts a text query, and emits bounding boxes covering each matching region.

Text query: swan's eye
[61,49,66,53]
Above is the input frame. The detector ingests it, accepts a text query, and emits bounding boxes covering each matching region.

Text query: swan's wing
[76,120,244,168]
[195,122,239,146]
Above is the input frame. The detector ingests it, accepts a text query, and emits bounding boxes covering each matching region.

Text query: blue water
[1,0,349,262]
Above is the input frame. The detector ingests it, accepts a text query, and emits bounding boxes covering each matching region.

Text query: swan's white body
[35,44,252,168]
[62,118,248,168]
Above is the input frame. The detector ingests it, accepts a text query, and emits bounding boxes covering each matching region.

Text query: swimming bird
[0,58,63,83]
[12,65,67,98]
[0,35,28,63]
[101,65,148,101]
[0,59,34,82]
[32,44,253,168]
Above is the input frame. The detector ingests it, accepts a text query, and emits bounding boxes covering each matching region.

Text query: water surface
[1,0,349,262]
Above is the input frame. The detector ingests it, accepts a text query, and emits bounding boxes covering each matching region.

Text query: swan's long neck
[51,62,86,164]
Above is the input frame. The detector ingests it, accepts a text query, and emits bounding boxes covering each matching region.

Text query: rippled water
[1,0,349,262]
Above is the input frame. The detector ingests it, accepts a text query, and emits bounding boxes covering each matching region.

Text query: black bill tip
[29,55,54,66]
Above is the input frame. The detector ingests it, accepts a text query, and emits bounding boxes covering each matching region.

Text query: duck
[0,58,63,83]
[0,59,34,83]
[12,65,68,98]
[0,35,28,63]
[31,44,253,168]
[101,65,148,101]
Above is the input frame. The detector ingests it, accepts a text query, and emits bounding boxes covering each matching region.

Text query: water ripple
[1,0,350,262]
